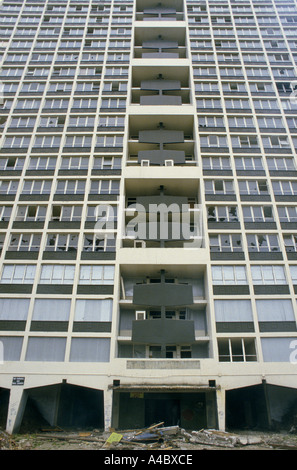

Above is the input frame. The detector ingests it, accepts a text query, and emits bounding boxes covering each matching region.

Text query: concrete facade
[0,0,297,433]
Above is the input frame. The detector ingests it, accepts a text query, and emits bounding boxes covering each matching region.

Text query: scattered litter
[2,424,297,450]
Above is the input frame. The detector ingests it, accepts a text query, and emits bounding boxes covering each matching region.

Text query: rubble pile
[2,423,297,450]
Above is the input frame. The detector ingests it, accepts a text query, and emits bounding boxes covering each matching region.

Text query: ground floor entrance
[115,390,213,430]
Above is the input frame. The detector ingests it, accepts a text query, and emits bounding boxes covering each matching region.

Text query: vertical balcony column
[216,388,226,431]
[6,386,28,434]
[103,386,113,431]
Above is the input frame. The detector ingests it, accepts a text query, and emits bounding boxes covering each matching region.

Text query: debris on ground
[2,424,297,450]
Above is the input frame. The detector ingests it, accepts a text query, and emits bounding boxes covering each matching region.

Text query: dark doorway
[145,397,180,427]
[57,384,104,430]
[226,384,269,430]
[0,388,9,428]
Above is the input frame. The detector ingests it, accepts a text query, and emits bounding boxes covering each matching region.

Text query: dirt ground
[2,426,297,451]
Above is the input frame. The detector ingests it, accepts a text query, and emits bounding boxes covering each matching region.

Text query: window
[32,299,71,322]
[200,135,228,148]
[22,180,52,195]
[15,205,47,222]
[0,157,24,171]
[56,180,85,195]
[0,180,19,195]
[207,205,238,222]
[209,233,242,252]
[0,298,30,321]
[83,233,116,252]
[0,264,36,284]
[28,157,56,170]
[204,179,234,195]
[45,233,79,252]
[96,135,123,148]
[212,265,248,285]
[218,338,257,362]
[51,205,82,222]
[89,179,120,195]
[78,265,115,285]
[238,180,268,195]
[272,180,297,196]
[251,265,287,285]
[69,338,110,362]
[235,157,263,171]
[278,206,297,223]
[68,116,95,128]
[8,233,41,252]
[74,299,113,322]
[3,136,31,149]
[33,135,61,148]
[243,206,274,222]
[262,136,290,148]
[44,99,69,109]
[247,234,280,252]
[101,98,126,109]
[72,98,98,109]
[25,337,66,362]
[267,157,295,171]
[39,264,75,284]
[283,235,297,253]
[228,117,254,128]
[0,206,12,222]
[15,99,41,110]
[64,135,92,148]
[231,136,259,148]
[60,157,89,170]
[98,116,125,128]
[202,157,231,170]
[93,156,122,170]
[86,205,118,223]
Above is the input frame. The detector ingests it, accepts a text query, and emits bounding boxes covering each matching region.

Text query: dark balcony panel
[81,252,116,260]
[0,320,26,331]
[259,321,297,332]
[138,149,185,165]
[240,195,271,202]
[253,285,290,295]
[140,95,182,105]
[48,221,81,230]
[53,194,84,201]
[73,321,112,332]
[287,252,297,260]
[0,284,33,294]
[133,282,193,307]
[208,222,240,230]
[30,321,69,331]
[37,284,73,294]
[244,222,277,230]
[280,222,297,230]
[275,195,297,202]
[210,252,245,260]
[42,251,77,260]
[135,194,189,211]
[248,252,283,260]
[216,322,254,333]
[77,285,114,295]
[132,318,195,344]
[205,194,237,201]
[213,285,250,295]
[5,251,39,260]
[139,129,184,145]
[19,194,50,201]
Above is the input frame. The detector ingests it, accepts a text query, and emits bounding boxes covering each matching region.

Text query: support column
[216,388,226,431]
[6,387,28,435]
[104,387,113,431]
